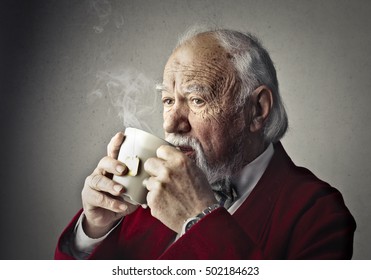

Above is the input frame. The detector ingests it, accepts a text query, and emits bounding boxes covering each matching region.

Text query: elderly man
[55,28,356,259]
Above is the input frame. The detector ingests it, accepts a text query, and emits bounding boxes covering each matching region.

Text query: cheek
[203,113,246,153]
[189,104,235,140]
[189,104,224,125]
[190,113,228,152]
[162,110,169,123]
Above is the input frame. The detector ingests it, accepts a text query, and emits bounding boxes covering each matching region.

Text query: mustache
[165,133,232,184]
[165,134,203,151]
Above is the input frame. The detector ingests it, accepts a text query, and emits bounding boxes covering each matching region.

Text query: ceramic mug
[112,127,170,206]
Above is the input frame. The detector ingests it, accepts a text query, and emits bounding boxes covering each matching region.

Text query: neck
[242,133,268,166]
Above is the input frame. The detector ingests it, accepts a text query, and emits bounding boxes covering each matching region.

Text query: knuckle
[149,179,163,192]
[154,180,163,191]
[84,175,92,187]
[98,156,109,167]
[160,167,171,181]
[85,173,98,189]
[108,198,119,210]
[94,191,105,206]
[90,173,103,187]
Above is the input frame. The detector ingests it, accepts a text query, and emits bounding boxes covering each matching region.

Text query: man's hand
[144,145,217,233]
[81,132,139,238]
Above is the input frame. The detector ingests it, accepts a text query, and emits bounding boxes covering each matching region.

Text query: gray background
[1,0,370,259]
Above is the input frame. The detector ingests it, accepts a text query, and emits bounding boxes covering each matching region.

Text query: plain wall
[1,0,370,259]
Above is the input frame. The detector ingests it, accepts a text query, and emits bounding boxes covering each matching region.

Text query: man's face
[160,34,249,181]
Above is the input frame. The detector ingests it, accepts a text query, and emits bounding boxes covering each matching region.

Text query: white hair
[175,27,289,143]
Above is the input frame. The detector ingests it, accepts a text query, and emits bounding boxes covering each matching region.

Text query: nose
[163,103,191,134]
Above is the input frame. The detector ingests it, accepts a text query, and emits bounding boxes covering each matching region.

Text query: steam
[87,1,162,134]
[89,0,125,33]
[88,69,162,135]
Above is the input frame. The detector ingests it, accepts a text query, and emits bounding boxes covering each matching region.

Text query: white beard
[165,133,245,185]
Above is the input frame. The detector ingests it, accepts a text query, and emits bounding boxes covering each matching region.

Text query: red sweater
[55,142,356,259]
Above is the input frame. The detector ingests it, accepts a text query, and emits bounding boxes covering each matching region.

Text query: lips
[178,145,195,157]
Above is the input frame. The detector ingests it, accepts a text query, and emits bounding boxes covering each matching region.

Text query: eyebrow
[155,83,166,92]
[183,84,210,96]
[155,83,171,96]
[155,83,211,97]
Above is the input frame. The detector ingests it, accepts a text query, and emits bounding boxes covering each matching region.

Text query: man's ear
[249,85,273,133]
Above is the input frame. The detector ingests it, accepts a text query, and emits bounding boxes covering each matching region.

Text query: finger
[85,173,125,196]
[84,188,128,213]
[156,145,183,161]
[144,176,163,192]
[97,156,128,176]
[143,157,167,178]
[107,132,125,158]
[146,186,158,212]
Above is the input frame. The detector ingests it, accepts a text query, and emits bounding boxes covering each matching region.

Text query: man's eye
[162,98,174,106]
[191,98,205,106]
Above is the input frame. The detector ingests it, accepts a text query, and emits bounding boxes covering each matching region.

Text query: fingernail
[114,184,123,193]
[116,165,126,174]
[119,204,127,211]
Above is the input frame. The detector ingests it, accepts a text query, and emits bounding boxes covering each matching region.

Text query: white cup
[112,127,170,206]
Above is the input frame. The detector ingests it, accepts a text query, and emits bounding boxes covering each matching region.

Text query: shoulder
[270,142,351,215]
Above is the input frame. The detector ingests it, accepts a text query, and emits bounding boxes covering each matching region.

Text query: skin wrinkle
[162,33,256,177]
[163,62,237,124]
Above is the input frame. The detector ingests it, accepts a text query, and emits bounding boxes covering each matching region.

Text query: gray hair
[175,27,288,143]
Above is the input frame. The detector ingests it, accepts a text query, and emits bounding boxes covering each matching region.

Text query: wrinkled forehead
[166,34,230,67]
[163,34,235,89]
